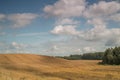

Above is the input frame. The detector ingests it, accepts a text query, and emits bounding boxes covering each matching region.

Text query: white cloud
[48,0,120,42]
[12,42,27,49]
[51,25,79,35]
[0,14,6,21]
[49,22,120,55]
[0,42,30,53]
[105,29,120,47]
[110,13,120,22]
[105,37,120,46]
[44,0,120,20]
[84,1,120,18]
[44,0,86,18]
[8,13,38,28]
[75,49,82,53]
[78,28,107,41]
[43,44,83,56]
[51,18,109,41]
[45,45,59,52]
[55,18,79,25]
[78,27,120,48]
[53,45,59,50]
[83,47,96,53]
[87,18,106,28]
[16,32,48,37]
[42,38,104,55]
[78,26,120,42]
[0,32,6,36]
[0,13,39,29]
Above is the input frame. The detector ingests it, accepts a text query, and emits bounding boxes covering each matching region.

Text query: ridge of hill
[0,54,68,65]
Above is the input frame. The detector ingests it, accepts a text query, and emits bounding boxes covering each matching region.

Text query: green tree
[102,47,120,65]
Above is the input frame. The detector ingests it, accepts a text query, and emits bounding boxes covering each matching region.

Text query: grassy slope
[0,54,120,80]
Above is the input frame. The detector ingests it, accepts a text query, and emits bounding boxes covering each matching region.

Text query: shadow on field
[0,63,119,80]
[0,64,94,80]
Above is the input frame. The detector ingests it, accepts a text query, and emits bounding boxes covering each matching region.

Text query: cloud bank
[43,0,120,55]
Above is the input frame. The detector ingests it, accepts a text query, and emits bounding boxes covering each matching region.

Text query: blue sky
[0,0,120,56]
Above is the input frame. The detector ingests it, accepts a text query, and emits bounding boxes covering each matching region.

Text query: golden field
[0,54,120,80]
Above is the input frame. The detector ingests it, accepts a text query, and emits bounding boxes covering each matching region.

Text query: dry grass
[0,54,120,80]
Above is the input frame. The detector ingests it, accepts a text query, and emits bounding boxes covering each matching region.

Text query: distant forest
[57,52,104,60]
[57,46,120,65]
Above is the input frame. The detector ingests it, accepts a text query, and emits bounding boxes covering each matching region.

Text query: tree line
[57,46,120,65]
[57,52,104,60]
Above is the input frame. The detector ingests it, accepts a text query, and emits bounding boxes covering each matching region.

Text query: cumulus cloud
[44,0,86,18]
[83,47,96,53]
[42,38,104,55]
[110,13,120,22]
[51,25,79,35]
[51,18,110,41]
[84,1,120,18]
[43,43,83,56]
[8,13,38,28]
[0,13,39,29]
[55,18,79,25]
[87,18,106,28]
[0,42,30,53]
[47,0,120,40]
[0,14,6,21]
[78,28,107,41]
[44,0,120,19]
[105,37,120,46]
[43,0,120,55]
[50,24,120,55]
[0,32,6,36]
[16,32,48,37]
[11,42,27,49]
[75,26,120,42]
[45,45,59,53]
[104,28,120,47]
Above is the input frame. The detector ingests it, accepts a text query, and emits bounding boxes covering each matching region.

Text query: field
[0,54,120,80]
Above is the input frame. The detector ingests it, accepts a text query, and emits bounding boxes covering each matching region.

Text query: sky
[0,0,120,56]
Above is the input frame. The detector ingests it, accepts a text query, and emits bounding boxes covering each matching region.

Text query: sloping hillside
[0,54,68,65]
[0,54,72,72]
[0,54,120,80]
[0,54,72,80]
